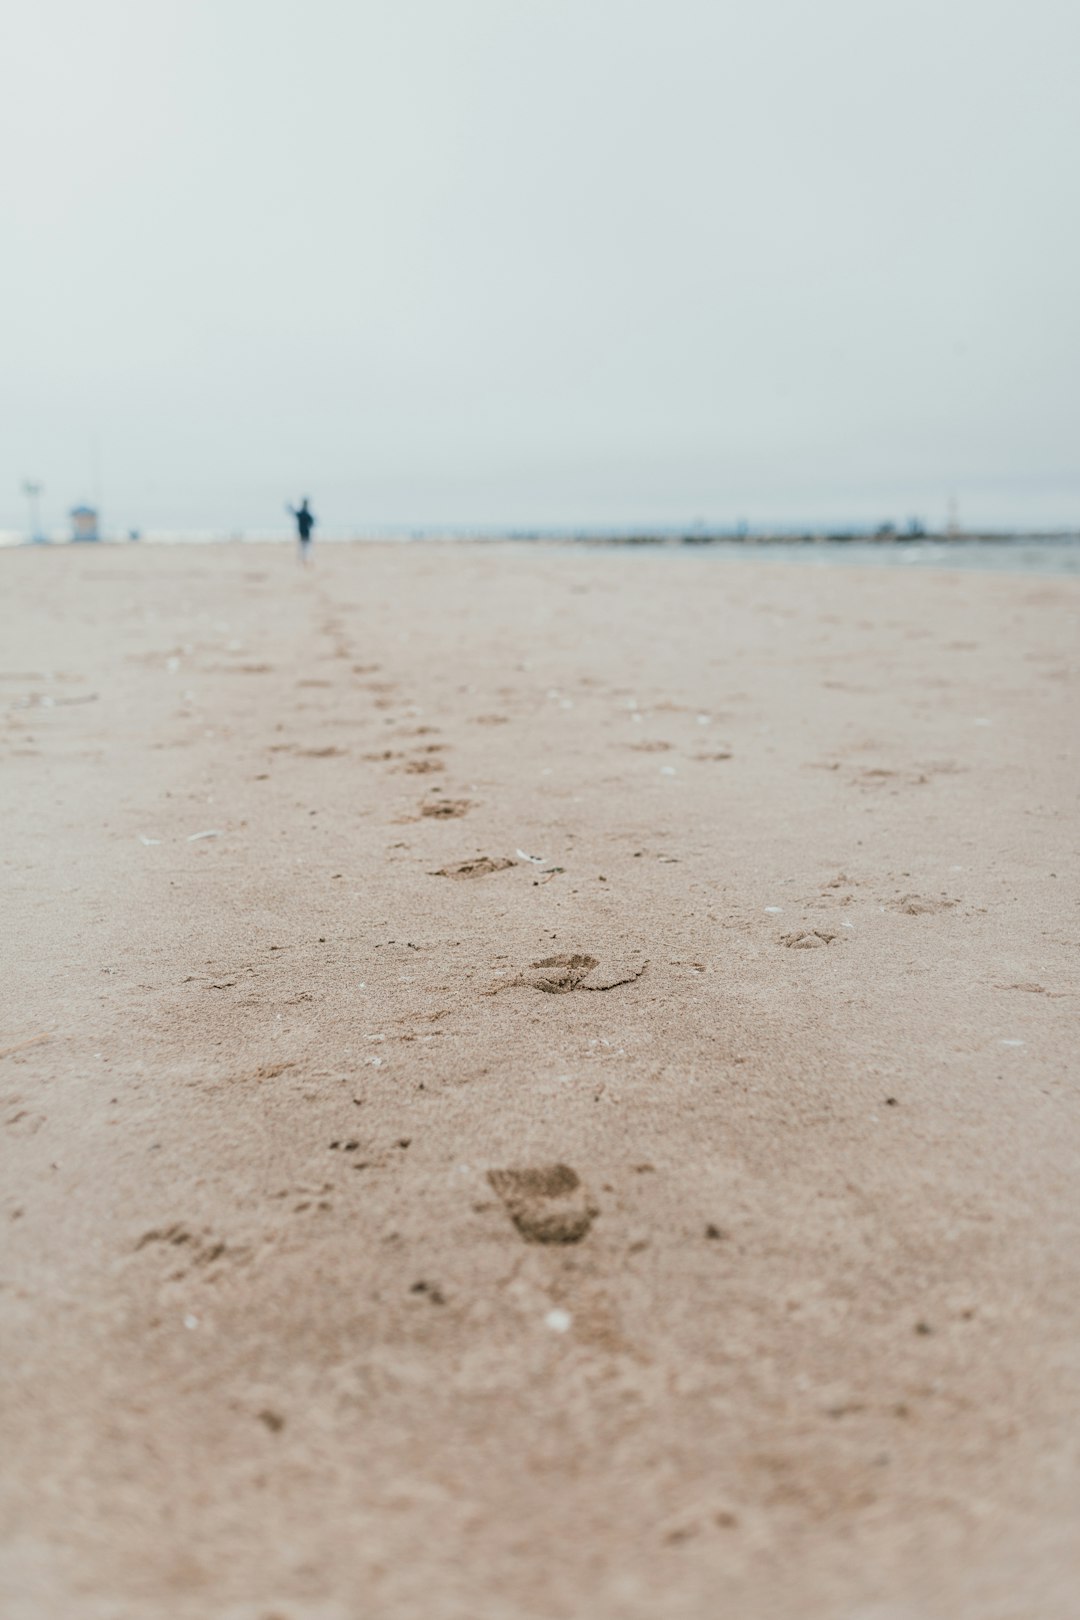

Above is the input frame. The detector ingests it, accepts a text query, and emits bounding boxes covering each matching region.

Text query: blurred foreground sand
[2,542,1079,1619]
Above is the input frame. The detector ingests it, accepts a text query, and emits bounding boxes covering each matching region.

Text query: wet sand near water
[2,541,1079,1619]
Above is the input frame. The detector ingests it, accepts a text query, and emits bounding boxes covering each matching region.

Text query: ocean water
[573,536,1080,575]
[4,532,1079,574]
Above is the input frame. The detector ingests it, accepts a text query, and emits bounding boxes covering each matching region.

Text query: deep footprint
[398,758,445,774]
[487,1164,598,1244]
[420,798,471,819]
[506,952,648,993]
[894,894,957,915]
[431,856,515,880]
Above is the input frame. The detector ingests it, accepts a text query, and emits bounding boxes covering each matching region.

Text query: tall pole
[90,434,103,535]
[946,494,960,538]
[21,480,43,543]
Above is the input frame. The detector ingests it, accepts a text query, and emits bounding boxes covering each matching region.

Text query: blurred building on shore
[70,505,100,542]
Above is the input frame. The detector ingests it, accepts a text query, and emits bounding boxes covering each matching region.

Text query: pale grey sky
[2,0,1078,534]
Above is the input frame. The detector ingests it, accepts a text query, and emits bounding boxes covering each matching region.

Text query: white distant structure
[946,495,961,537]
[22,480,45,543]
[70,504,100,542]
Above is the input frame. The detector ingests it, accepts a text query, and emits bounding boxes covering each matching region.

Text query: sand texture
[2,542,1079,1619]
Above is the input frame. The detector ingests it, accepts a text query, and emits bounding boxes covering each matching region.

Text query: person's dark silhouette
[286,498,315,564]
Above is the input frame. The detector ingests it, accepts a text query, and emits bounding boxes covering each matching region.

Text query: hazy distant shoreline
[3,529,1079,577]
[3,527,1079,548]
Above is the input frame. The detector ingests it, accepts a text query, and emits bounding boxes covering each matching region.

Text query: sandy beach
[2,540,1078,1619]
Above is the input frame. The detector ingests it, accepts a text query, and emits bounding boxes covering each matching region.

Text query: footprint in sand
[420,798,471,819]
[853,766,936,791]
[398,757,445,775]
[894,894,957,915]
[780,929,838,949]
[499,951,648,993]
[397,747,446,776]
[3,1107,47,1137]
[856,767,898,784]
[487,1165,598,1244]
[133,1224,239,1272]
[431,856,515,880]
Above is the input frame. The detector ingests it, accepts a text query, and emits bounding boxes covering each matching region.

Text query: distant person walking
[286,497,315,564]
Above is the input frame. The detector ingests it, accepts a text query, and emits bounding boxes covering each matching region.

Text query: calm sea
[572,536,1080,575]
[4,534,1079,575]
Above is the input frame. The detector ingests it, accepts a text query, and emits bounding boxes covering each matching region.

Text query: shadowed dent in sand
[487,1165,598,1243]
[488,952,649,994]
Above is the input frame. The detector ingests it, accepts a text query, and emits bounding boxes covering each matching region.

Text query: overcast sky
[2,0,1078,534]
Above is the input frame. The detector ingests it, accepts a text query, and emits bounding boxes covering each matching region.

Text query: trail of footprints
[772,872,962,947]
[305,606,467,805]
[165,611,978,1281]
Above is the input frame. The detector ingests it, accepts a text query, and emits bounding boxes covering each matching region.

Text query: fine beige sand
[2,541,1078,1620]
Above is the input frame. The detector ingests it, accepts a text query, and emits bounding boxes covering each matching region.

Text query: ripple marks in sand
[487,1165,598,1244]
